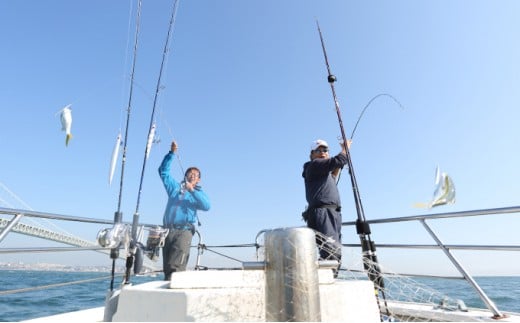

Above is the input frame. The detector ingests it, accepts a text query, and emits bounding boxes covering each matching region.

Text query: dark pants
[307,207,342,275]
[162,229,193,280]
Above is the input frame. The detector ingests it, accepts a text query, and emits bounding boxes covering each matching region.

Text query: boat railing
[1,206,267,275]
[0,206,160,271]
[341,205,520,318]
[2,205,519,319]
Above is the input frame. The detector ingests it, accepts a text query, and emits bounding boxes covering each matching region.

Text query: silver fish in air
[60,104,73,146]
[109,132,122,186]
[413,166,456,209]
[145,122,156,160]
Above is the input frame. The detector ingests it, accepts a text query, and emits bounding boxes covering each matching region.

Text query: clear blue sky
[1,0,519,276]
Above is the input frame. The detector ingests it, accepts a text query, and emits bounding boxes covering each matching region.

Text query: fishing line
[335,93,404,184]
[63,1,137,118]
[110,0,138,148]
[124,0,181,284]
[54,76,123,114]
[121,10,184,177]
[124,76,186,176]
[119,0,136,131]
[350,93,405,140]
[159,110,186,176]
[118,8,184,179]
[108,2,137,188]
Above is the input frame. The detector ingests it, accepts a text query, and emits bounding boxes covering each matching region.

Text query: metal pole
[420,219,503,318]
[0,213,23,243]
[264,227,321,322]
[194,230,204,270]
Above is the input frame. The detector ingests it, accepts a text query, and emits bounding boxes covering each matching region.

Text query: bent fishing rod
[316,20,386,295]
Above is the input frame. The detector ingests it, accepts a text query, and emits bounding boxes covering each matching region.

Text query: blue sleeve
[192,189,211,211]
[158,152,180,197]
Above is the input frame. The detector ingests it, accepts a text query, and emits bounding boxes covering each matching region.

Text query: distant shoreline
[0,262,124,273]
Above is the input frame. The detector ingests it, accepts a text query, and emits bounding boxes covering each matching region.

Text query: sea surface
[0,270,519,322]
[0,270,156,322]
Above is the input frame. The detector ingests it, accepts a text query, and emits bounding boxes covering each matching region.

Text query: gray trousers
[306,207,342,262]
[162,229,193,280]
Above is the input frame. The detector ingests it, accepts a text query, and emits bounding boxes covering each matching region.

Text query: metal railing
[342,205,520,319]
[3,205,519,319]
[0,207,159,270]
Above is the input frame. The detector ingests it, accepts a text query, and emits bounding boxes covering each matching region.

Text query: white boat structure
[1,205,520,322]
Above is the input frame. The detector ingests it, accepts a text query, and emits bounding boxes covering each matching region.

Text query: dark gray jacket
[302,153,347,209]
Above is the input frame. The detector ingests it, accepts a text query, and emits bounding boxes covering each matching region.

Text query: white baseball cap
[310,139,329,151]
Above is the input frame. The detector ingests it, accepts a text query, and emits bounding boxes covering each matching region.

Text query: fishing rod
[123,0,181,285]
[315,20,389,314]
[107,0,143,292]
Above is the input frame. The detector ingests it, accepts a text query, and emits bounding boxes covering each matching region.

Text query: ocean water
[382,275,520,314]
[0,270,519,322]
[0,270,156,322]
[413,276,520,313]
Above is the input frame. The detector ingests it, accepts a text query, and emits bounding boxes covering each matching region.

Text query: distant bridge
[0,217,97,247]
[0,184,159,271]
[0,207,160,271]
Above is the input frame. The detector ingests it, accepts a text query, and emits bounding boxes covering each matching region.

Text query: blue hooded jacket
[158,152,210,227]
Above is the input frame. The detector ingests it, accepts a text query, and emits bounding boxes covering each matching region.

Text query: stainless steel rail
[342,205,520,226]
[0,246,109,254]
[342,205,520,319]
[0,206,160,271]
[0,206,156,226]
[342,243,520,251]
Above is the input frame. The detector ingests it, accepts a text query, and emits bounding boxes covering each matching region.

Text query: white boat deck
[23,268,520,322]
[23,307,104,322]
[108,268,380,322]
[24,268,381,322]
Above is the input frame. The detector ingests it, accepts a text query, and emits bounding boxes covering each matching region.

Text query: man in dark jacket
[302,139,349,276]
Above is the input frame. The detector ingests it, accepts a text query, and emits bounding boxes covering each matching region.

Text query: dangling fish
[430,166,456,207]
[59,104,73,146]
[145,122,156,160]
[414,166,456,208]
[108,132,122,186]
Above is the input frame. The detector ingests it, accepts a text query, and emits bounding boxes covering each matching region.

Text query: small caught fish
[145,123,156,160]
[109,132,122,186]
[413,166,456,208]
[430,166,456,207]
[60,104,73,146]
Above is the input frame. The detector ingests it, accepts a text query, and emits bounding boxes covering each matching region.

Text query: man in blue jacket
[302,139,349,277]
[159,140,210,280]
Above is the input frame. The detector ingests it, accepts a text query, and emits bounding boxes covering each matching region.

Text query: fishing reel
[144,226,169,261]
[97,223,130,249]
